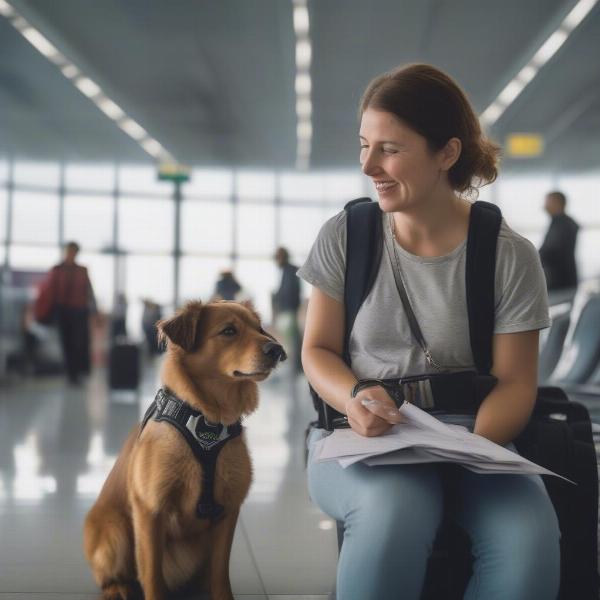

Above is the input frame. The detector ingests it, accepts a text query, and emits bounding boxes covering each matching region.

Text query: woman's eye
[383,147,397,154]
[221,327,237,336]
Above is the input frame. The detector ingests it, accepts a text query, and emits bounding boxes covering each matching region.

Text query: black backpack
[309,197,598,599]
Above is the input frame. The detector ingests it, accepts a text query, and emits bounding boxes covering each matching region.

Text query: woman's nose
[361,149,380,177]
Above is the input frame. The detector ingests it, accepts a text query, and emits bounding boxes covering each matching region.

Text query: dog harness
[140,388,243,521]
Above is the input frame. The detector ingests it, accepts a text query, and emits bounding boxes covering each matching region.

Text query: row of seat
[540,279,600,393]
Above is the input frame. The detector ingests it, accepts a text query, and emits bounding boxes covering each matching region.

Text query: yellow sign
[506,133,544,158]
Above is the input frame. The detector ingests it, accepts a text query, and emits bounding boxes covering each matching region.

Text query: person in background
[48,241,97,385]
[213,270,242,301]
[539,190,579,292]
[141,299,163,356]
[273,247,302,373]
[110,292,128,340]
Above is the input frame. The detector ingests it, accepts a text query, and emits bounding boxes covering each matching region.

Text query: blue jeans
[307,425,560,600]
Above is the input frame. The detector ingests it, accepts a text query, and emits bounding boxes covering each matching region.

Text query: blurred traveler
[539,191,579,291]
[273,247,302,372]
[141,299,163,355]
[110,292,128,340]
[45,241,97,384]
[213,270,242,301]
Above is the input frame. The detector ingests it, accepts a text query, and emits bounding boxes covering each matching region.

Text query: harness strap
[139,388,243,520]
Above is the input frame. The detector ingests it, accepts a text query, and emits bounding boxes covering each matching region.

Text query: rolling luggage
[108,340,140,390]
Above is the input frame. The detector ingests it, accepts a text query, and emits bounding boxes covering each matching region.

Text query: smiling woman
[299,63,560,600]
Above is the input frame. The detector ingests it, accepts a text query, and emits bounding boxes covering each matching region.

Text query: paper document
[312,402,573,483]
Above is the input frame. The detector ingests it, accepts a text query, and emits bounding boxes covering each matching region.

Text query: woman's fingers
[360,399,405,424]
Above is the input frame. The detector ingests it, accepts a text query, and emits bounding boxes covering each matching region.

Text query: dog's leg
[131,496,167,600]
[208,508,239,600]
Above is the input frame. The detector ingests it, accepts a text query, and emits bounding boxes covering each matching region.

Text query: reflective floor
[0,358,337,599]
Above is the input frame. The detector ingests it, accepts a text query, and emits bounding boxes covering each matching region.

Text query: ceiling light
[296,97,312,118]
[531,28,569,66]
[61,64,79,79]
[297,121,312,139]
[0,0,15,17]
[480,102,505,126]
[563,0,598,30]
[293,4,309,35]
[118,118,147,140]
[20,26,60,59]
[296,39,311,69]
[95,97,125,120]
[516,64,538,85]
[140,138,165,158]
[497,79,526,106]
[74,76,101,98]
[295,73,311,95]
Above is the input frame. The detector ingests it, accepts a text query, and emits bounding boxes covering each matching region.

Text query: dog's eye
[220,326,237,337]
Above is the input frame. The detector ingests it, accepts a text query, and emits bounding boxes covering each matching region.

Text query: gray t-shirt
[297,208,550,380]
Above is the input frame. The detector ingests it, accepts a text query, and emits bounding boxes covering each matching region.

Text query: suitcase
[108,342,140,390]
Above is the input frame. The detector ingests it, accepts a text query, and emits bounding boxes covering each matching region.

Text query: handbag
[34,268,58,325]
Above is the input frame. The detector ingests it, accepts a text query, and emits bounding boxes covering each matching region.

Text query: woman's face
[359,108,447,212]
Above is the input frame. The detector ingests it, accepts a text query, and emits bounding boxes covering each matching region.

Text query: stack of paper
[312,402,573,482]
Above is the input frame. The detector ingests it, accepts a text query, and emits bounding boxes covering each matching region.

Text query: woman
[298,64,559,600]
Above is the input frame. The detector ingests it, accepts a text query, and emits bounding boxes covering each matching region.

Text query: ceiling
[1,0,599,171]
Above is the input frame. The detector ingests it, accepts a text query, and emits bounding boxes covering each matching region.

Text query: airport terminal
[1,1,600,599]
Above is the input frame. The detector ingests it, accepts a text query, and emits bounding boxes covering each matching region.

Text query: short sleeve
[296,210,346,303]
[494,223,550,334]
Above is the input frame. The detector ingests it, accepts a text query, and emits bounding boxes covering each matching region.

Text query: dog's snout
[262,341,287,363]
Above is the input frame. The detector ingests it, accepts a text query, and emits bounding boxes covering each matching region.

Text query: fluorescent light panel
[0,0,173,162]
[480,0,598,128]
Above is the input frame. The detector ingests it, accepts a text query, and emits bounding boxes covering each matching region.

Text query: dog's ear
[240,299,261,322]
[157,301,203,352]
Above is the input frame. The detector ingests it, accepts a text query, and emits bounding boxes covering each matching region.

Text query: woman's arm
[473,329,539,445]
[301,286,403,435]
[301,287,357,413]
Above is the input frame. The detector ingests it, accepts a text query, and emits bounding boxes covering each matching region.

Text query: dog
[83,300,286,600]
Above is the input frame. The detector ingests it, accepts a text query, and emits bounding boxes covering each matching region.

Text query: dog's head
[157,300,286,382]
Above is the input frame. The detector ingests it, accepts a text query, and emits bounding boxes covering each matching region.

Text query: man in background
[273,247,302,373]
[539,191,580,292]
[48,241,97,384]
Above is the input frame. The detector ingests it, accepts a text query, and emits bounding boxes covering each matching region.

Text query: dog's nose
[262,341,287,363]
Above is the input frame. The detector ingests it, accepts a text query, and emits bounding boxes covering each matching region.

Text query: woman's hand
[345,385,405,437]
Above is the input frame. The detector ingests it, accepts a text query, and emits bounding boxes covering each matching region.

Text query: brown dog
[83,300,286,600]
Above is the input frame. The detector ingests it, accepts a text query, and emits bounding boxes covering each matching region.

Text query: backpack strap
[343,198,383,362]
[466,201,502,374]
[313,198,382,429]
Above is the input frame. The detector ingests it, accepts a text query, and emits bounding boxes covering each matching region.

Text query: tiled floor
[2,358,599,600]
[0,358,337,599]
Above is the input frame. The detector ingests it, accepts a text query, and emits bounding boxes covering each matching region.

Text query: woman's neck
[390,192,471,258]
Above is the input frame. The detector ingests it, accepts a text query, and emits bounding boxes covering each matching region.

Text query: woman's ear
[157,301,203,352]
[440,137,462,171]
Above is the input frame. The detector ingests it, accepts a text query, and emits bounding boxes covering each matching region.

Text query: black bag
[108,341,140,390]
[309,198,599,598]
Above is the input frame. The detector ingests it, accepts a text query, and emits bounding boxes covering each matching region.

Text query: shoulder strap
[343,197,383,363]
[466,201,502,374]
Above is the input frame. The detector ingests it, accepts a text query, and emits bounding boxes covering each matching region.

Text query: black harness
[140,388,243,521]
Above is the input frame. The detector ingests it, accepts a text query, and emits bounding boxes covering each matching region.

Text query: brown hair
[360,64,500,196]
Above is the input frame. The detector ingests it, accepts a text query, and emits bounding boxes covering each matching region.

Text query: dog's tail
[84,509,136,595]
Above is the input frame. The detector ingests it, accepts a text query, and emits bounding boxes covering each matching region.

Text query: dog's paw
[102,581,141,600]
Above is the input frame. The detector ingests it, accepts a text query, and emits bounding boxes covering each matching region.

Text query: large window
[12,192,60,245]
[2,162,600,340]
[64,195,114,251]
[118,197,174,253]
[181,201,233,255]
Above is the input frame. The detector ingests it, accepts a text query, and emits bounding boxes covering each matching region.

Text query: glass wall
[2,160,599,340]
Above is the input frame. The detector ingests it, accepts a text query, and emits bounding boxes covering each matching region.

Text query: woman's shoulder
[496,218,539,262]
